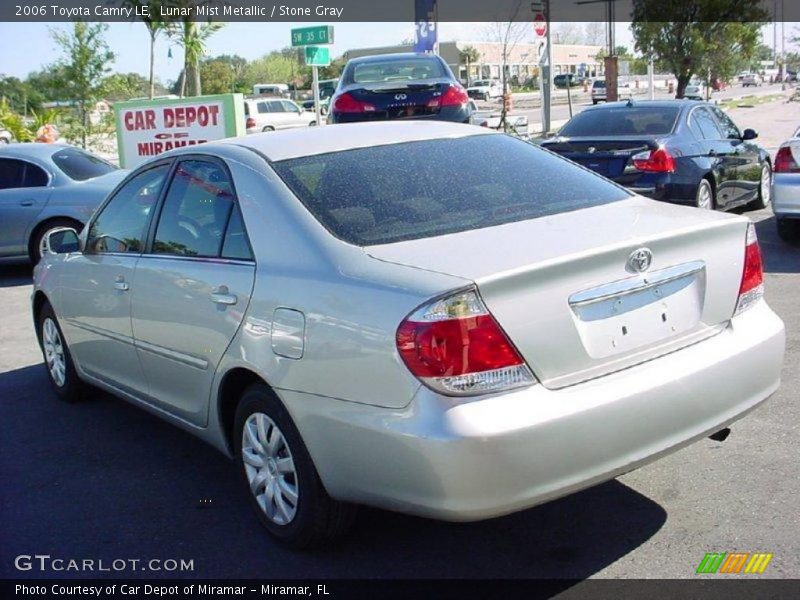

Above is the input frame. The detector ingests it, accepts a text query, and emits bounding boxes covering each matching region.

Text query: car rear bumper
[773,173,800,217]
[282,301,784,521]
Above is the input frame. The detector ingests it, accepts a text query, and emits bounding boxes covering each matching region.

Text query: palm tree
[169,17,224,97]
[459,45,481,86]
[124,0,169,99]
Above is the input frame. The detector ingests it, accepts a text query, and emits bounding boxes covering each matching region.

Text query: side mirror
[742,128,758,140]
[45,227,79,255]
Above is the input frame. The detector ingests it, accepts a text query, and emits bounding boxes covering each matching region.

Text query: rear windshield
[51,147,117,181]
[271,135,630,246]
[559,106,680,137]
[348,57,446,84]
[592,80,606,88]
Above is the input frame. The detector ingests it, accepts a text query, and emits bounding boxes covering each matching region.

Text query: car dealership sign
[114,94,245,168]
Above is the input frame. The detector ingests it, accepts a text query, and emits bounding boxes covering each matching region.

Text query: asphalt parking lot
[1,102,798,582]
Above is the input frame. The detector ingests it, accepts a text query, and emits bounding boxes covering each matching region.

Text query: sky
[0,21,633,85]
[0,21,793,85]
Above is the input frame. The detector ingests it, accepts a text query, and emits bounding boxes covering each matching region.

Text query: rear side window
[272,135,630,246]
[349,57,446,84]
[52,147,116,181]
[153,160,236,258]
[560,106,679,136]
[88,165,169,254]
[0,158,47,189]
[710,107,741,139]
[690,107,724,140]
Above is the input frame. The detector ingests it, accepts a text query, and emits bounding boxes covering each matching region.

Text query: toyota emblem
[627,248,653,273]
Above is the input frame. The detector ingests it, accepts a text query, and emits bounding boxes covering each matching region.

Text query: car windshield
[559,106,680,137]
[271,135,629,246]
[51,147,117,181]
[593,80,606,88]
[349,57,446,84]
[473,80,490,86]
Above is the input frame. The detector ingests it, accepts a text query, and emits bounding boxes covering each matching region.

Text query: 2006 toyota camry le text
[32,121,785,548]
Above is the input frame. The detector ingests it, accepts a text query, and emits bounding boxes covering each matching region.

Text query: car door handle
[114,276,129,291]
[210,286,237,306]
[20,199,34,206]
[707,149,717,157]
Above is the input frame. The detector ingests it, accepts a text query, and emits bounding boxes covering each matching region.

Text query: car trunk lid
[542,136,659,178]
[367,197,748,389]
[347,80,452,118]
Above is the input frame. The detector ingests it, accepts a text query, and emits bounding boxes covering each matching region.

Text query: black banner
[1,0,796,23]
[4,579,800,600]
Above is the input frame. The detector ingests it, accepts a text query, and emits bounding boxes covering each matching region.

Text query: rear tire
[37,302,85,403]
[695,179,715,210]
[29,218,82,264]
[234,384,356,549]
[749,163,772,210]
[592,99,598,105]
[262,126,275,133]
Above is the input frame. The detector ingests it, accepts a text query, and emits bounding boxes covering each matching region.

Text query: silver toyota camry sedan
[32,121,785,548]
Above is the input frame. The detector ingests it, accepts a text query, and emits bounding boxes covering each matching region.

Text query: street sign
[533,13,547,38]
[291,26,334,47]
[305,46,331,67]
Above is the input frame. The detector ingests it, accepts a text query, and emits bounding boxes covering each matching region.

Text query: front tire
[37,302,85,402]
[234,384,356,548]
[695,179,715,210]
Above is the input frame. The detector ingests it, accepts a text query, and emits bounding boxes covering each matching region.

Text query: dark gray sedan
[0,143,126,263]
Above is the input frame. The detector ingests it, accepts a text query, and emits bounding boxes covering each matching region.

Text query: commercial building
[344,41,605,85]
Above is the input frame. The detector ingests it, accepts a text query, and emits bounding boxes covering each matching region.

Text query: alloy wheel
[42,317,66,387]
[697,182,713,210]
[760,165,771,207]
[241,412,299,525]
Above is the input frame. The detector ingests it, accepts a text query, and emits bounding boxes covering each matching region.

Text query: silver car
[33,122,785,548]
[773,126,800,242]
[0,143,126,263]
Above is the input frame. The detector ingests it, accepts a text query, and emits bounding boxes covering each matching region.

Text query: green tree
[631,0,769,98]
[459,45,481,86]
[124,0,169,99]
[199,58,238,94]
[101,72,164,101]
[25,66,71,103]
[244,51,300,90]
[51,22,115,148]
[167,5,224,97]
[0,75,43,114]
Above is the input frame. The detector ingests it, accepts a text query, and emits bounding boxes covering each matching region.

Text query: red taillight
[396,290,535,395]
[735,223,764,315]
[632,147,676,173]
[332,92,376,113]
[774,146,800,173]
[439,84,469,107]
[246,117,256,129]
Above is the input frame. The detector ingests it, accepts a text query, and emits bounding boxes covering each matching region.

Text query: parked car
[34,122,784,548]
[0,127,12,144]
[554,73,579,88]
[466,79,502,101]
[590,78,632,104]
[541,100,772,212]
[300,97,329,115]
[741,74,761,88]
[243,98,317,133]
[683,80,707,100]
[253,83,290,98]
[0,143,125,264]
[772,126,800,242]
[329,53,471,124]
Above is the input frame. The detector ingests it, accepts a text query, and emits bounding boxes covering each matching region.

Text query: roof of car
[220,121,494,162]
[0,142,77,159]
[582,100,700,111]
[346,52,441,64]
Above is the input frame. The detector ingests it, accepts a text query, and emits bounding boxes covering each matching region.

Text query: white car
[590,79,632,104]
[467,79,502,101]
[244,98,317,134]
[773,126,800,242]
[0,127,12,144]
[684,81,708,100]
